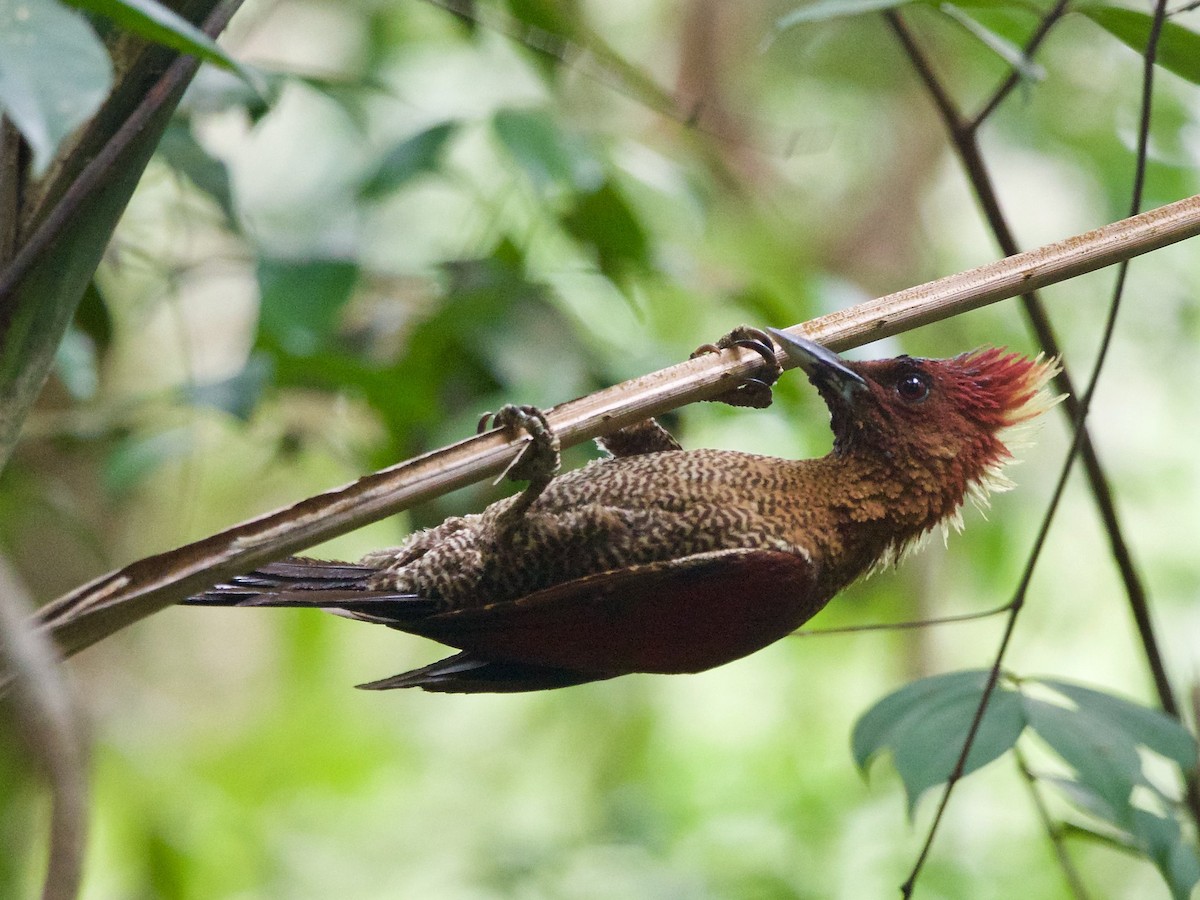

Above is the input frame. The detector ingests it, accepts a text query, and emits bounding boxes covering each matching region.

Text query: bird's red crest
[944,347,1060,431]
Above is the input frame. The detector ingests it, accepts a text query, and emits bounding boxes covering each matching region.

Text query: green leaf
[1077,5,1200,85]
[74,280,113,350]
[939,4,1045,82]
[776,0,909,31]
[1035,678,1198,771]
[1124,809,1200,900]
[1164,849,1200,900]
[1048,772,1200,900]
[942,2,1048,47]
[184,354,272,421]
[359,121,458,199]
[493,108,600,192]
[0,0,112,174]
[53,326,99,401]
[940,0,1059,8]
[852,670,1026,813]
[256,258,358,356]
[560,180,650,287]
[103,428,191,495]
[891,684,1025,813]
[63,0,261,90]
[1023,696,1142,822]
[1042,775,1123,826]
[853,670,989,770]
[183,65,273,122]
[500,0,579,77]
[1059,819,1139,854]
[157,119,235,220]
[1150,820,1200,900]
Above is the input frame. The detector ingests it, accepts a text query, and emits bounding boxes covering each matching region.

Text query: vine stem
[1015,748,1094,900]
[789,600,1012,638]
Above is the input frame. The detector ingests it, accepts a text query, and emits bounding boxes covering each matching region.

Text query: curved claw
[693,326,783,409]
[732,337,781,385]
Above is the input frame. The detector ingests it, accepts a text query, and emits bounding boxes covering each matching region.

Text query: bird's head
[769,329,1060,502]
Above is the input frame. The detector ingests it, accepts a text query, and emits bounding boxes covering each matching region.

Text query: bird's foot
[479,404,561,523]
[691,326,782,409]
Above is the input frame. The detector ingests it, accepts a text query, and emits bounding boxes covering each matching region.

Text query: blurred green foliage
[4,0,1200,897]
[856,671,1200,897]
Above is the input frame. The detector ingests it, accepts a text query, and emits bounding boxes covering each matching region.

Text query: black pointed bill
[766,328,869,403]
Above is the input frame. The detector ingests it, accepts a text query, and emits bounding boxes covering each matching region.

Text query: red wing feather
[404,549,820,676]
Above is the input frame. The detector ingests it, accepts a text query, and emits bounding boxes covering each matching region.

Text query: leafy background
[4,0,1200,897]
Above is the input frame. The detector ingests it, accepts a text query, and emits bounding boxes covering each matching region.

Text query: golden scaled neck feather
[811,431,1012,583]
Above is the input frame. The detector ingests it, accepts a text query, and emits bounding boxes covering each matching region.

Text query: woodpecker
[185,328,1057,693]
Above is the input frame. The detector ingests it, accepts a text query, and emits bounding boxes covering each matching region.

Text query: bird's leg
[595,326,782,459]
[479,404,561,527]
[691,325,782,409]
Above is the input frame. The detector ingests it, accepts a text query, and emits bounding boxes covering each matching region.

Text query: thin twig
[1014,748,1093,900]
[1107,0,1200,826]
[969,0,1071,130]
[897,1,1175,894]
[900,326,1105,895]
[789,600,1012,637]
[895,0,1200,839]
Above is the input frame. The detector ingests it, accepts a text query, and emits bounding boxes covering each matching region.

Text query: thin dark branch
[0,119,23,265]
[885,13,968,134]
[969,0,1072,130]
[789,600,1013,638]
[891,1,1179,893]
[1112,0,1200,825]
[891,0,1192,801]
[1014,748,1093,900]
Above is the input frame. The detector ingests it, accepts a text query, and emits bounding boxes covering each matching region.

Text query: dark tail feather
[183,557,441,622]
[200,558,379,593]
[357,652,607,694]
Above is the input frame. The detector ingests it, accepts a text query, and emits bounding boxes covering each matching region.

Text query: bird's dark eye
[896,372,930,403]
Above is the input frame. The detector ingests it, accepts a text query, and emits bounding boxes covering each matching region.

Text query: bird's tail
[186,559,607,693]
[357,652,607,693]
[183,558,440,623]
